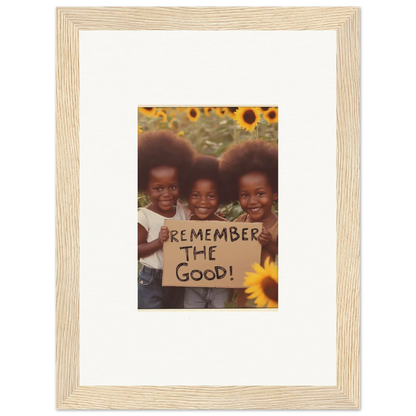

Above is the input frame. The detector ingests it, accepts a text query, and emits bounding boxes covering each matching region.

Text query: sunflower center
[228,107,238,113]
[243,110,256,124]
[268,111,276,119]
[190,109,197,117]
[143,107,154,111]
[261,107,270,111]
[261,277,278,302]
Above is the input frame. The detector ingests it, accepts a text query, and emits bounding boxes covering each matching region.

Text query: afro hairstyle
[183,155,226,204]
[138,130,195,197]
[219,139,278,203]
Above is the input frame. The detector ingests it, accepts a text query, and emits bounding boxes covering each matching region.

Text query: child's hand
[158,226,170,245]
[258,228,272,246]
[216,210,226,219]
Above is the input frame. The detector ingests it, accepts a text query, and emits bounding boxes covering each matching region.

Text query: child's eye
[191,193,199,198]
[170,185,177,190]
[154,187,162,191]
[208,195,216,199]
[257,192,265,196]
[241,193,248,198]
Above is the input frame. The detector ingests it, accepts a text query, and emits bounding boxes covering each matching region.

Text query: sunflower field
[138,106,278,222]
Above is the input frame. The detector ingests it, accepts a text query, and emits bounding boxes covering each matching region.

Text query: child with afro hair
[184,155,227,221]
[182,155,230,309]
[138,130,195,309]
[220,139,278,307]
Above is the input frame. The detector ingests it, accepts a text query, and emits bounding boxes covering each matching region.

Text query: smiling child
[183,155,230,309]
[220,140,278,307]
[138,130,195,309]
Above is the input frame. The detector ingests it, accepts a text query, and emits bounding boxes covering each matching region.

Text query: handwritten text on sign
[162,220,262,288]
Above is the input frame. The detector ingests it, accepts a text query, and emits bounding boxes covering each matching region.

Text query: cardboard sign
[162,220,262,288]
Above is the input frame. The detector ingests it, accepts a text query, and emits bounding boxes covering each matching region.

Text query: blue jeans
[138,266,184,309]
[184,287,230,309]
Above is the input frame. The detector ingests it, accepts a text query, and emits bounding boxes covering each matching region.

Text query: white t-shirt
[137,204,190,270]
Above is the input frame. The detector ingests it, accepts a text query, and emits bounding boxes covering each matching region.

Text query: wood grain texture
[336,8,361,408]
[58,7,357,30]
[59,386,356,410]
[56,8,80,408]
[56,7,360,409]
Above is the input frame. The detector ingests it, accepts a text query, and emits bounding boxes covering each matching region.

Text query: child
[138,130,195,309]
[183,155,230,309]
[220,140,278,307]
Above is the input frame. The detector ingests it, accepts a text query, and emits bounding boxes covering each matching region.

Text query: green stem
[233,120,237,143]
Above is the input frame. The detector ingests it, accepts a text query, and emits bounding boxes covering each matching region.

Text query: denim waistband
[140,265,163,279]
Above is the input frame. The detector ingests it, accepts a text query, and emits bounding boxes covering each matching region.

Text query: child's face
[238,172,277,221]
[188,179,219,220]
[146,166,180,212]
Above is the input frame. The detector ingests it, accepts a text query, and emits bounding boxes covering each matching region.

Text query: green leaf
[258,119,269,126]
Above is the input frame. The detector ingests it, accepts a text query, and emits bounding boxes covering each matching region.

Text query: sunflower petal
[245,283,261,292]
[265,264,273,277]
[271,267,278,281]
[265,257,276,276]
[244,276,263,286]
[252,263,268,277]
[264,256,271,270]
[247,291,262,299]
[267,300,278,308]
[254,294,268,308]
[244,272,263,282]
[244,285,261,294]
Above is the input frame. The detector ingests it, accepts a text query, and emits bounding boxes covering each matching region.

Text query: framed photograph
[137,106,279,309]
[56,7,360,409]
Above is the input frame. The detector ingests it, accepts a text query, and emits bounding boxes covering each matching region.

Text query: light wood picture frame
[56,7,360,409]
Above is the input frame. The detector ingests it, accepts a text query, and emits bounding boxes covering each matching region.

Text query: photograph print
[138,107,278,309]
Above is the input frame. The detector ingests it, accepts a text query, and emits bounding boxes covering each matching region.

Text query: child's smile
[238,172,277,223]
[146,166,179,215]
[188,179,219,220]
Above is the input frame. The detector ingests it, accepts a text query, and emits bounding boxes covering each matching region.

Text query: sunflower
[244,257,278,308]
[137,125,142,134]
[227,107,239,119]
[258,107,270,113]
[204,107,214,117]
[138,107,157,117]
[187,107,201,122]
[169,117,180,130]
[215,107,228,118]
[178,130,185,137]
[154,110,167,122]
[263,107,278,124]
[235,107,261,132]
